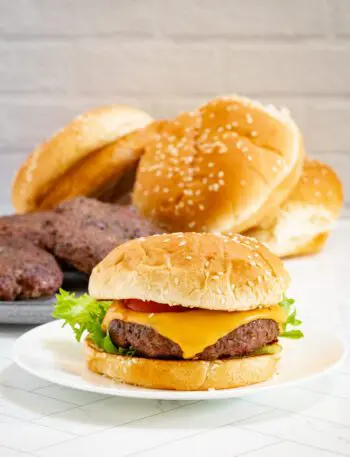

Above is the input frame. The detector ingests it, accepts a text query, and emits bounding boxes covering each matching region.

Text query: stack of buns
[11,96,343,258]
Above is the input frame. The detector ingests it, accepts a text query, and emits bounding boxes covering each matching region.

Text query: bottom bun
[245,159,342,258]
[84,339,280,391]
[283,231,329,258]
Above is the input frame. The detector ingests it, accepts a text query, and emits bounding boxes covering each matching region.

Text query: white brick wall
[0,0,349,216]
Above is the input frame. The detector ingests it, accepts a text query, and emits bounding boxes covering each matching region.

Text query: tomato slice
[123,299,189,313]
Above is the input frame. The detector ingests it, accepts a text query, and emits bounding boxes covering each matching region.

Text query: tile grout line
[114,406,277,457]
[0,412,80,437]
[0,443,38,456]
[235,413,350,457]
[243,396,350,429]
[32,400,203,452]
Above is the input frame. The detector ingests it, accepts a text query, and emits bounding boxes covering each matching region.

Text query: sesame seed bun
[132,95,304,233]
[246,159,343,258]
[12,105,153,213]
[89,232,290,312]
[85,338,280,391]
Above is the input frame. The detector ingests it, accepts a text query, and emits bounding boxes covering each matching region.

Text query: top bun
[12,105,153,213]
[246,158,343,257]
[133,95,304,233]
[89,232,290,312]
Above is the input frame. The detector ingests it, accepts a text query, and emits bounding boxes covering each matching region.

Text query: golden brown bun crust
[89,232,290,311]
[133,96,304,233]
[12,105,153,213]
[246,159,343,258]
[85,339,280,391]
[34,123,159,210]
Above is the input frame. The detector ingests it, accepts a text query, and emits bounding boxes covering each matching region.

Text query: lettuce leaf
[279,295,304,339]
[52,289,135,355]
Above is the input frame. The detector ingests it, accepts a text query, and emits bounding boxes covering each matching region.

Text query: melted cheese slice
[103,302,287,359]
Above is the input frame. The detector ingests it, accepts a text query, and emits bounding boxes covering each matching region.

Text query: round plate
[13,320,346,400]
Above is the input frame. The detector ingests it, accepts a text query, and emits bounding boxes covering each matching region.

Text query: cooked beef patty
[0,212,57,250]
[0,236,63,300]
[53,197,162,273]
[108,318,279,360]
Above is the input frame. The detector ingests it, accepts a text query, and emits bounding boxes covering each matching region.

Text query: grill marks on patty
[108,318,279,361]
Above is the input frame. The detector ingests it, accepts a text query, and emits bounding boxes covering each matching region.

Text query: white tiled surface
[0,222,350,457]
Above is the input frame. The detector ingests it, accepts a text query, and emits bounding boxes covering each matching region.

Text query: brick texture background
[0,0,349,215]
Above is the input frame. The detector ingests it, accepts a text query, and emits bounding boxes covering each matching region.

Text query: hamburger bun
[12,105,153,213]
[246,159,343,257]
[133,96,304,233]
[85,338,280,391]
[89,232,290,312]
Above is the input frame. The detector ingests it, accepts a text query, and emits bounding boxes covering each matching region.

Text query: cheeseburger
[54,232,302,391]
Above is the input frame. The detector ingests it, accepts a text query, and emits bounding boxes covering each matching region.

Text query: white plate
[13,320,346,400]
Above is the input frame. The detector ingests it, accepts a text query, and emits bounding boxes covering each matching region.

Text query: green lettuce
[279,296,304,339]
[52,289,135,355]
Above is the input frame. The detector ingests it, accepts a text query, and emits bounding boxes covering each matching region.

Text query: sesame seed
[195,189,201,196]
[218,171,224,178]
[251,131,258,137]
[188,200,193,206]
[163,238,171,242]
[188,221,196,228]
[247,155,252,161]
[164,187,169,193]
[174,277,179,285]
[246,113,253,124]
[208,162,215,168]
[179,240,186,246]
[204,260,210,268]
[212,183,220,191]
[272,166,278,172]
[240,179,247,187]
[219,179,225,186]
[199,204,205,211]
[232,121,238,127]
[248,280,254,287]
[315,191,321,197]
[314,178,320,185]
[212,275,219,280]
[186,255,193,260]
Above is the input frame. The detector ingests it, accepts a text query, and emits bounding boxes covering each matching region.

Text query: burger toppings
[53,290,303,359]
[102,301,286,359]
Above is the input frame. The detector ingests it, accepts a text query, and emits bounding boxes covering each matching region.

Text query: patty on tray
[0,236,63,300]
[52,197,162,274]
[0,211,57,250]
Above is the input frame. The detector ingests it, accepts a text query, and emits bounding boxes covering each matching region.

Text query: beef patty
[108,318,279,360]
[53,197,162,273]
[0,236,63,300]
[0,212,57,250]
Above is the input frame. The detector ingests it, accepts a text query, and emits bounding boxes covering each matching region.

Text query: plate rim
[12,320,348,401]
